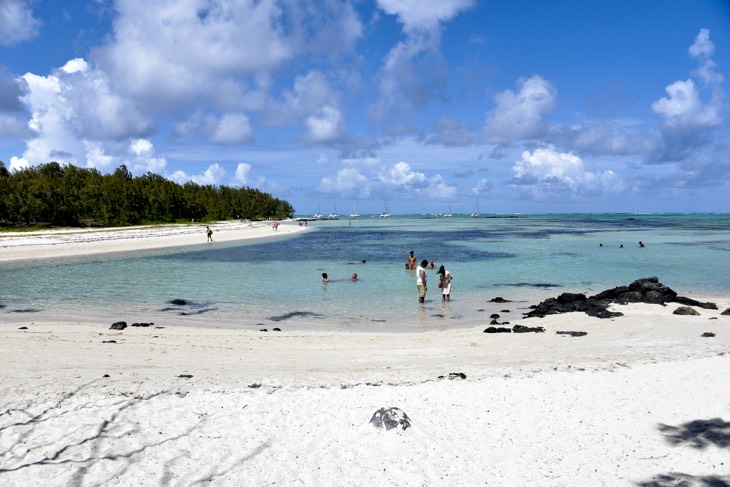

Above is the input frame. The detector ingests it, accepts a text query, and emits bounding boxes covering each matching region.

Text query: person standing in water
[416,259,428,303]
[407,250,417,269]
[437,265,452,302]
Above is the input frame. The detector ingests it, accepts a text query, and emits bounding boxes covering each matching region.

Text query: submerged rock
[370,407,411,431]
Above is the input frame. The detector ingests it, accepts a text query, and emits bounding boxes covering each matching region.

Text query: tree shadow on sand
[0,382,207,487]
[636,417,730,487]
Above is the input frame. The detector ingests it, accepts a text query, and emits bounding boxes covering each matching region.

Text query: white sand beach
[0,219,306,262]
[1,225,729,486]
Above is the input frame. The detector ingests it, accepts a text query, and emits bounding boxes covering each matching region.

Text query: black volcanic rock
[110,321,127,330]
[524,277,717,320]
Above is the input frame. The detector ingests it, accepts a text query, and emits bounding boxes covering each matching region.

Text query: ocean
[2,213,729,331]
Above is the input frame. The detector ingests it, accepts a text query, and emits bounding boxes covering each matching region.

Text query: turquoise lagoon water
[1,214,729,331]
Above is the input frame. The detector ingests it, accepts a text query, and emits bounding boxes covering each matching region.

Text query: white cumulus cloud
[305,104,345,143]
[512,147,622,196]
[652,79,720,129]
[485,75,557,143]
[377,0,474,32]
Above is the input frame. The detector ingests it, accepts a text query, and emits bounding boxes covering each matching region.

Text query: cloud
[8,155,28,172]
[370,0,474,126]
[0,112,32,138]
[426,117,477,146]
[484,75,557,143]
[207,113,253,145]
[318,159,457,200]
[648,29,724,163]
[688,28,723,85]
[511,147,622,197]
[91,0,294,112]
[471,178,492,195]
[652,79,720,129]
[305,104,345,143]
[123,138,167,175]
[234,162,253,186]
[377,0,474,32]
[0,66,24,112]
[17,57,153,167]
[318,167,370,198]
[170,162,226,186]
[0,0,40,46]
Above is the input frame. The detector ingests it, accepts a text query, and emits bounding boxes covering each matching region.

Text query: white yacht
[379,202,391,217]
[349,203,360,218]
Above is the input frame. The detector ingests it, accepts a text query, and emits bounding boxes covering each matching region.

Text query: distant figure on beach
[427,260,435,269]
[322,272,329,283]
[351,273,358,281]
[416,259,428,303]
[639,241,645,248]
[438,265,452,302]
[206,226,213,242]
[407,250,417,269]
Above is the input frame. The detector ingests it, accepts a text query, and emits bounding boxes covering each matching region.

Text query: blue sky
[1,0,729,215]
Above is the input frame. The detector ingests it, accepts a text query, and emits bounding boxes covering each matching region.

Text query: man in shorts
[416,259,428,303]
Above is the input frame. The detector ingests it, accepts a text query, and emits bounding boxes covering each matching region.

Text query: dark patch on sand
[269,311,324,322]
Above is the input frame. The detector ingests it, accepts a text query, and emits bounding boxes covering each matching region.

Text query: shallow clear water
[2,214,729,331]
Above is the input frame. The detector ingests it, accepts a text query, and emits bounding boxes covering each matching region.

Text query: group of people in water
[320,249,452,303]
[321,272,358,283]
[410,250,452,303]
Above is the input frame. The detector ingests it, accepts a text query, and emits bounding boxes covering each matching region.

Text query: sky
[1,0,729,216]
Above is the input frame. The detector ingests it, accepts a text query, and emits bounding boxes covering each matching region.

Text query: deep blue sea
[2,214,729,331]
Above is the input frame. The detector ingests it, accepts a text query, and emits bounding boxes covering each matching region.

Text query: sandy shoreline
[1,224,729,485]
[0,219,306,262]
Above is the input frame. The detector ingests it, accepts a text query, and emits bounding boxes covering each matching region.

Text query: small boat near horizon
[379,202,391,218]
[471,200,480,218]
[349,203,360,218]
[328,202,339,219]
[443,201,453,217]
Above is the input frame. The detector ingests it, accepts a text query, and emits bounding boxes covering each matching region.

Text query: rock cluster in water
[524,277,718,319]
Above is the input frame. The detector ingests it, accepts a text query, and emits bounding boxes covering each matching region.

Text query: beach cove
[1,215,730,485]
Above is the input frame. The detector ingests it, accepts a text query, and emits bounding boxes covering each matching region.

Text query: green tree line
[0,161,294,227]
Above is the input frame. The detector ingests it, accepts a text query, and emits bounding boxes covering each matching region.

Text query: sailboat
[349,203,360,218]
[379,202,391,218]
[328,202,339,219]
[443,201,453,217]
[312,203,322,220]
[471,200,480,218]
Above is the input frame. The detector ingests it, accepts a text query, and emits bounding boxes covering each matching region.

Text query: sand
[0,220,305,262]
[1,224,729,486]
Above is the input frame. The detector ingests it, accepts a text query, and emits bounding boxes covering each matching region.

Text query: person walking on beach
[416,259,428,303]
[206,226,213,242]
[437,265,452,302]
